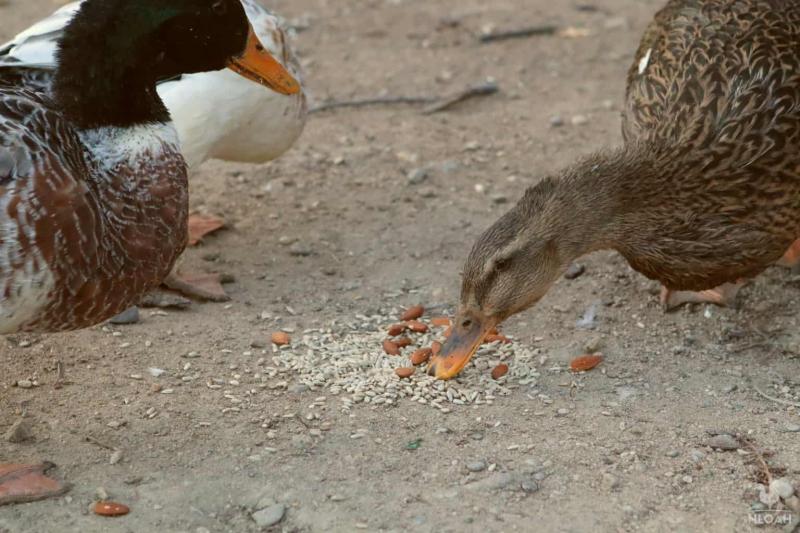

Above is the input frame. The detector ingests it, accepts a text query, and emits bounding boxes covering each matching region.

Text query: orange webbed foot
[0,463,69,506]
[660,281,745,311]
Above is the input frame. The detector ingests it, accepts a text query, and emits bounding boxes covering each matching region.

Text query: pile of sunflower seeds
[267,311,542,413]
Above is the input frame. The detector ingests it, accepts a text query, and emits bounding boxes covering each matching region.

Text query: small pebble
[251,503,286,528]
[770,478,795,499]
[563,263,585,280]
[407,167,429,185]
[689,449,706,463]
[466,461,487,473]
[571,114,589,126]
[109,306,140,325]
[289,242,313,257]
[706,434,740,451]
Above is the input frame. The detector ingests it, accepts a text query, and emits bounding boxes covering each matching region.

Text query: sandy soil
[1,0,799,532]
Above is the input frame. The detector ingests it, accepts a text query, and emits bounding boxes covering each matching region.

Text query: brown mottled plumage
[428,0,800,379]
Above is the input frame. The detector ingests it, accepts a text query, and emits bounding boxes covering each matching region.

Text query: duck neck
[529,144,656,264]
[51,8,170,130]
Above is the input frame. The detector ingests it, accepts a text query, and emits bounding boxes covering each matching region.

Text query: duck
[1,0,307,301]
[0,0,307,171]
[428,0,800,380]
[0,0,299,504]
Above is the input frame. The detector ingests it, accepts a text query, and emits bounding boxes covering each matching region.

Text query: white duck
[0,0,307,171]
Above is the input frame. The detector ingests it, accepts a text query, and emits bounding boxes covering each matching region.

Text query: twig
[84,435,117,451]
[478,25,559,43]
[421,81,499,114]
[754,386,800,408]
[311,95,435,114]
[53,360,65,390]
[740,436,774,485]
[310,81,499,115]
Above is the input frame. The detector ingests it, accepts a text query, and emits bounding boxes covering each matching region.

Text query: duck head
[54,0,299,128]
[428,178,586,380]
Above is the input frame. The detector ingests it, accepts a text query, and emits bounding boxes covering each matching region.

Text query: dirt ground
[2,0,799,531]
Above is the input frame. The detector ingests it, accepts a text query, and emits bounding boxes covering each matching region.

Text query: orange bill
[227,25,300,95]
[427,312,497,380]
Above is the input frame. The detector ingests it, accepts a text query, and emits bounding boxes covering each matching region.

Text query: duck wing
[623,0,800,158]
[0,88,101,319]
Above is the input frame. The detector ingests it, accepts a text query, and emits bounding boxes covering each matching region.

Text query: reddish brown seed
[93,501,130,517]
[387,324,407,336]
[395,337,413,348]
[484,334,511,345]
[271,332,291,346]
[395,367,416,379]
[406,320,429,333]
[382,340,401,356]
[491,364,509,380]
[410,348,433,366]
[431,341,442,355]
[401,305,425,321]
[570,354,604,372]
[431,317,452,327]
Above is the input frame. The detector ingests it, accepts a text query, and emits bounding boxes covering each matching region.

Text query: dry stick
[310,95,435,114]
[310,81,499,114]
[740,436,774,485]
[421,82,499,114]
[754,386,800,408]
[84,435,117,452]
[478,25,559,43]
[53,360,65,390]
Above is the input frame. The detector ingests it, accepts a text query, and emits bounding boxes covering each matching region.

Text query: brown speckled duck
[429,0,800,379]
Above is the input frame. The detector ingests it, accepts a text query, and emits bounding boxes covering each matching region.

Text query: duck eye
[211,0,227,15]
[494,257,512,272]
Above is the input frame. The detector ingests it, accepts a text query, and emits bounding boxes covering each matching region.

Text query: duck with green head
[428,0,800,380]
[0,0,298,504]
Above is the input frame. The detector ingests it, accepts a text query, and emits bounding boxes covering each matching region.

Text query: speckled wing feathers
[0,87,188,333]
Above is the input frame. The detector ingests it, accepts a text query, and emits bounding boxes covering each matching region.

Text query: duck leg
[660,281,745,311]
[0,463,69,506]
[156,214,230,301]
[776,238,800,273]
[161,271,230,302]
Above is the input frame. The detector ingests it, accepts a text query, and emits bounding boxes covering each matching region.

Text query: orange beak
[427,311,497,380]
[227,24,301,95]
